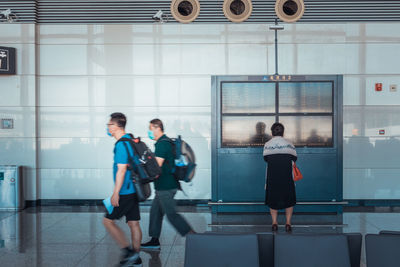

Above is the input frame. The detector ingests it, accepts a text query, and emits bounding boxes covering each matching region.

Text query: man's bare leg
[127,220,142,252]
[103,217,129,248]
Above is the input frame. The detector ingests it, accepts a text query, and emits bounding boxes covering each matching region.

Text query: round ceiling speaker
[275,0,305,23]
[171,0,200,23]
[223,0,253,23]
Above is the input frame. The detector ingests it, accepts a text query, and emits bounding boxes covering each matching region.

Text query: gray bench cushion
[379,230,400,235]
[274,234,351,267]
[366,234,400,267]
[184,233,259,267]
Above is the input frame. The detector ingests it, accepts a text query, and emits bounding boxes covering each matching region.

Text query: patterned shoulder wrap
[263,137,297,157]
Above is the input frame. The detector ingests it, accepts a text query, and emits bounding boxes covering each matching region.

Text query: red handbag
[293,162,303,181]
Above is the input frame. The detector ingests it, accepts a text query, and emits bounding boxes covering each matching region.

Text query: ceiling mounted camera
[0,9,18,23]
[223,0,253,23]
[170,0,200,24]
[152,10,168,23]
[275,0,305,23]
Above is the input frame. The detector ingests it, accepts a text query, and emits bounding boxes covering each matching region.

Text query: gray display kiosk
[211,75,343,213]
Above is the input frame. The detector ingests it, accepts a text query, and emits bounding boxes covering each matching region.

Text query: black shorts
[104,193,140,222]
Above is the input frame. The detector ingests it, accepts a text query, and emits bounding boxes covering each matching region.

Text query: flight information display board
[221,81,333,147]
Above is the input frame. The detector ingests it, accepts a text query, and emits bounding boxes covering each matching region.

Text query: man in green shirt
[141,118,193,250]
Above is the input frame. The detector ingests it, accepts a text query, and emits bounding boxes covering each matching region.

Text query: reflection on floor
[1,206,400,267]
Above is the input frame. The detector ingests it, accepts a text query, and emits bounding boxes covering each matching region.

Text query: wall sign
[0,46,16,75]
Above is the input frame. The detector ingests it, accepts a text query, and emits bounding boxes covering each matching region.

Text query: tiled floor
[1,206,400,267]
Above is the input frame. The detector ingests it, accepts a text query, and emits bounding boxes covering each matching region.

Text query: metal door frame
[211,75,343,213]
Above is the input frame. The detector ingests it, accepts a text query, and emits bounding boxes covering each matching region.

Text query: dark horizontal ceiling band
[1,0,400,24]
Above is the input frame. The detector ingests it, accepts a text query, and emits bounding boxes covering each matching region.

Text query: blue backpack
[164,136,197,183]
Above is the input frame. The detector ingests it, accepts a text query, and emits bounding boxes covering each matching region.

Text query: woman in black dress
[263,123,297,232]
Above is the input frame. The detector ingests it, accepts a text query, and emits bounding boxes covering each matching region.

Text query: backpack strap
[157,137,183,191]
[115,133,134,142]
[116,135,139,174]
[120,138,140,157]
[117,134,142,159]
[158,135,182,158]
[157,137,175,170]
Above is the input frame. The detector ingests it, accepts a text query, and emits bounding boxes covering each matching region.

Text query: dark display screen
[221,81,334,147]
[0,46,16,75]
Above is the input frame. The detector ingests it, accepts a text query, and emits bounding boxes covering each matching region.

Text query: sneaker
[120,257,143,267]
[121,257,142,267]
[132,257,142,266]
[120,248,140,265]
[141,238,160,250]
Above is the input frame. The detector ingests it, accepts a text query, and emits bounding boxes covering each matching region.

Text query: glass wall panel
[222,82,275,113]
[344,106,400,137]
[279,116,333,147]
[222,116,276,147]
[279,82,333,113]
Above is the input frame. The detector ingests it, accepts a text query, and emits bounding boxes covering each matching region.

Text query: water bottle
[174,155,187,166]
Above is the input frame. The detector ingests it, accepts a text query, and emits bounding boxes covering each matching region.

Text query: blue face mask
[148,130,155,140]
[106,128,112,137]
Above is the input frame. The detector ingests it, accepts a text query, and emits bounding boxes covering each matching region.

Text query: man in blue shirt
[103,112,142,266]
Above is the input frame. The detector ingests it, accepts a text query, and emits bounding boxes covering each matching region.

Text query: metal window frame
[220,80,335,148]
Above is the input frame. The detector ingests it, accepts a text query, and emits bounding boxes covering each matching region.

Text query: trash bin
[0,166,24,211]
